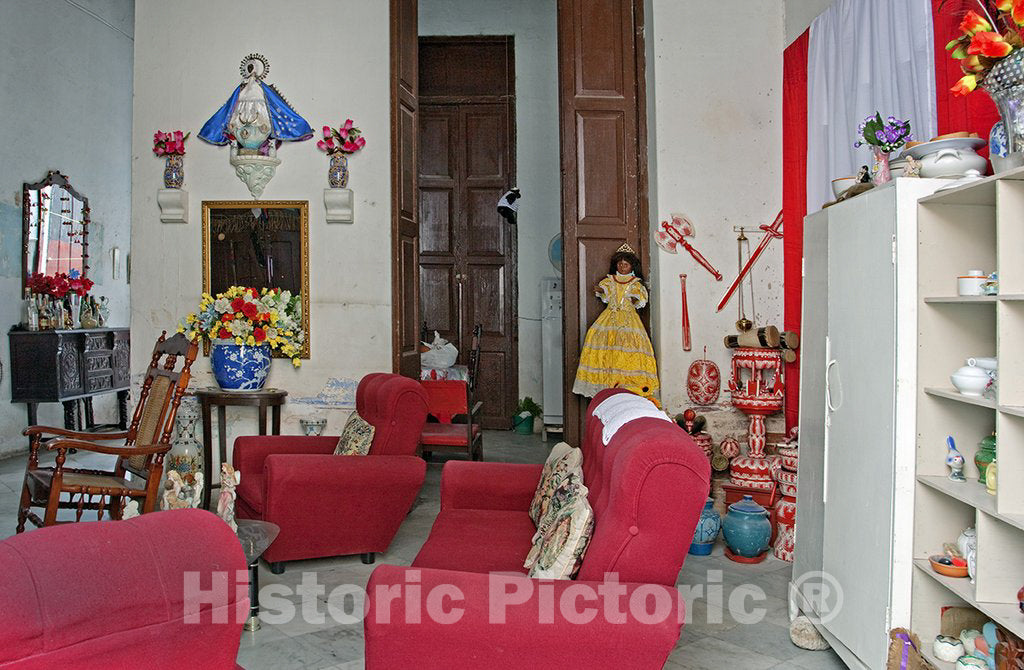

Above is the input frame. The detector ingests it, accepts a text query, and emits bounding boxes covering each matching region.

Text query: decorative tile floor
[0,431,847,669]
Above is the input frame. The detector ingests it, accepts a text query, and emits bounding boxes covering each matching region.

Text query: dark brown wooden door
[558,0,649,445]
[391,0,421,378]
[418,37,517,429]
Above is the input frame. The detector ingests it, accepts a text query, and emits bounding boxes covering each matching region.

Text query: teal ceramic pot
[689,498,721,555]
[723,495,772,558]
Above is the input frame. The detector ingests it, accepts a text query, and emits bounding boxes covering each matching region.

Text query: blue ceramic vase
[210,341,271,391]
[689,498,721,555]
[722,495,772,558]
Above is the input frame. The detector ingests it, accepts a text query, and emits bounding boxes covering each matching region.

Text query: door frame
[391,0,650,439]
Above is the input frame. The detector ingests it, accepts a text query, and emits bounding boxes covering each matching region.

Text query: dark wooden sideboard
[9,328,130,431]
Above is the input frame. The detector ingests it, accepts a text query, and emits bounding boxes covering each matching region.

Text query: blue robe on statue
[199,81,313,145]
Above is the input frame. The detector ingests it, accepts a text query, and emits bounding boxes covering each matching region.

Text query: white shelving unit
[912,166,1024,651]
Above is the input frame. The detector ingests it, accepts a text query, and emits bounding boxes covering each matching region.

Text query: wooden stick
[680,274,691,351]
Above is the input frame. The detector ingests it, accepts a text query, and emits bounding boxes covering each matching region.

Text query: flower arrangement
[853,113,913,153]
[27,270,94,298]
[179,287,305,366]
[945,1,1024,95]
[153,130,190,156]
[317,119,366,154]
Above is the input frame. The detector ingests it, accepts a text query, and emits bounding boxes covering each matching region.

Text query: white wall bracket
[324,188,354,224]
[157,188,188,224]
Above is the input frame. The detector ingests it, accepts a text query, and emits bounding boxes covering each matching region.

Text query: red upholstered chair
[419,380,483,461]
[0,508,248,669]
[233,373,429,573]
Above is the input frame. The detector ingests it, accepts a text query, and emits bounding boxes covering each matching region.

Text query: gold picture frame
[201,200,310,358]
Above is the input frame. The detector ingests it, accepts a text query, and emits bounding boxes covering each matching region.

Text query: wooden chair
[420,380,483,461]
[17,332,198,532]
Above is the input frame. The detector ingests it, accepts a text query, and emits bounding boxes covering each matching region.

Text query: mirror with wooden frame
[23,171,90,287]
[202,200,310,357]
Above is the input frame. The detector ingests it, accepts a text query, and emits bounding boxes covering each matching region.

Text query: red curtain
[932,0,1000,154]
[782,30,809,431]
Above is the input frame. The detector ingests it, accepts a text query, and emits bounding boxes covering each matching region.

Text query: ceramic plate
[901,137,986,159]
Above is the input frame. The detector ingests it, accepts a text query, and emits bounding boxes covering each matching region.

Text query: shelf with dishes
[914,559,1024,641]
[924,388,996,410]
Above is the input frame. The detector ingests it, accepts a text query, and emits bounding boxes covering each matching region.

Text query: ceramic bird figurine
[945,436,966,482]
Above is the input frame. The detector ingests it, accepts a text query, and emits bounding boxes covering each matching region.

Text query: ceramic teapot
[951,361,991,396]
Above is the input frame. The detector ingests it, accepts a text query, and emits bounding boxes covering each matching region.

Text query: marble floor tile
[0,431,849,669]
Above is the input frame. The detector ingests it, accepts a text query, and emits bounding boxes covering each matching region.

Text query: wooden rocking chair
[16,332,198,532]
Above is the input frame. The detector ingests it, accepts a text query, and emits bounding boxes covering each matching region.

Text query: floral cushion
[333,412,375,456]
[526,473,594,579]
[528,442,583,525]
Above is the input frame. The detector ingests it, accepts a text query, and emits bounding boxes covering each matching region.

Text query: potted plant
[178,286,304,391]
[513,396,543,435]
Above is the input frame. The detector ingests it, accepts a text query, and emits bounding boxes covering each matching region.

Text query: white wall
[418,0,560,405]
[0,0,134,457]
[646,0,785,435]
[786,0,832,43]
[131,0,392,448]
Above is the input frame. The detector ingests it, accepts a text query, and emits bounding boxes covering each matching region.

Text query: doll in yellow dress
[572,244,660,399]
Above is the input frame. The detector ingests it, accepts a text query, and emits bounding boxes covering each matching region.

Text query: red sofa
[364,388,711,669]
[0,509,247,669]
[233,373,429,571]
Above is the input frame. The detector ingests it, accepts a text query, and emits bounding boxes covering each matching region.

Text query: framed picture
[202,200,310,358]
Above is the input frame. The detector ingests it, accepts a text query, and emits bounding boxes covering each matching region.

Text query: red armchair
[0,508,247,669]
[364,388,711,669]
[233,373,429,572]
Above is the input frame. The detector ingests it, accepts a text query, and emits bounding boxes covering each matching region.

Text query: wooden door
[558,0,649,445]
[391,0,421,378]
[822,201,898,667]
[418,37,517,429]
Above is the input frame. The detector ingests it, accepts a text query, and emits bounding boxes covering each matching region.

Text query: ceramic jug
[689,498,721,555]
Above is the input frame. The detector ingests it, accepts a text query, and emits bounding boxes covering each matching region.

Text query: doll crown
[616,242,637,255]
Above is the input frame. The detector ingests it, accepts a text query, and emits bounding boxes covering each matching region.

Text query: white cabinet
[793,180,942,670]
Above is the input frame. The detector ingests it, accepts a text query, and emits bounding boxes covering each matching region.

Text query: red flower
[221,313,234,322]
[218,327,231,339]
[241,301,259,320]
[968,31,1013,58]
[1014,0,1024,25]
[250,288,260,298]
[960,10,993,35]
[253,327,266,342]
[230,297,246,312]
[951,73,979,96]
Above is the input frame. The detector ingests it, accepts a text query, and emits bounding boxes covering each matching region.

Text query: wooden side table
[195,387,288,509]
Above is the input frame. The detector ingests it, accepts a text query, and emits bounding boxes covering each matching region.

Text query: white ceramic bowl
[831,177,857,198]
[951,364,991,396]
[919,147,988,178]
[902,137,986,159]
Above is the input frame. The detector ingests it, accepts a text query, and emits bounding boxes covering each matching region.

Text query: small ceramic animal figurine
[856,165,870,183]
[218,463,241,532]
[946,436,966,482]
[904,155,922,177]
[122,499,140,520]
